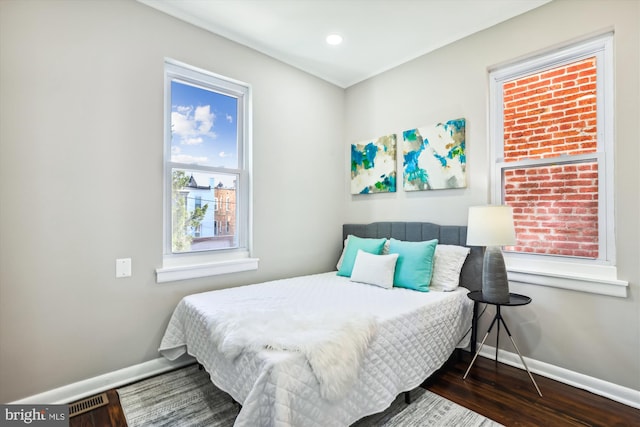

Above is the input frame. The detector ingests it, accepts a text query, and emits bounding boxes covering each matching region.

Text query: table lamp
[466,205,516,303]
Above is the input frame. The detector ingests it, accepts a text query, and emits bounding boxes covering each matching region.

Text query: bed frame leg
[404,391,412,404]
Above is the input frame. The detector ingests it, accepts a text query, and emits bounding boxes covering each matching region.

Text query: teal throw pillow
[388,238,438,291]
[337,236,387,277]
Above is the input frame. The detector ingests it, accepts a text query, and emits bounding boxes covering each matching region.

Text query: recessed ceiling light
[326,34,343,46]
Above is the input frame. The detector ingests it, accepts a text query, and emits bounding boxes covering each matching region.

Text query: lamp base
[482,246,510,303]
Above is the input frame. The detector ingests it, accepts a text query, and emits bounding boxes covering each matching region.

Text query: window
[157,59,257,282]
[489,33,627,297]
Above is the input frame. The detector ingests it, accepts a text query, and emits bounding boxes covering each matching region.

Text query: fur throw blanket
[211,309,377,401]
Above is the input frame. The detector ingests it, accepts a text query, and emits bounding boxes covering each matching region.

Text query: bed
[159,222,483,426]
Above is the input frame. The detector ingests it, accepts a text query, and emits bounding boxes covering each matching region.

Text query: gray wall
[344,0,640,391]
[0,0,344,402]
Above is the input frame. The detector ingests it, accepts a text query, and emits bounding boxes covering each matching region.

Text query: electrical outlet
[116,258,132,278]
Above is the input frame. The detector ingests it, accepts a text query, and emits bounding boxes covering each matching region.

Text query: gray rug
[118,364,502,426]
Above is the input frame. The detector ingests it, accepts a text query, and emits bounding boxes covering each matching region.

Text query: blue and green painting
[351,134,397,194]
[402,118,466,191]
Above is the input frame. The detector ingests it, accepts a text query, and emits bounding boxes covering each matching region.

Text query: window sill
[504,255,628,298]
[156,257,259,283]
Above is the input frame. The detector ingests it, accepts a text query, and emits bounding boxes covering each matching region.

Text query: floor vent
[69,392,109,418]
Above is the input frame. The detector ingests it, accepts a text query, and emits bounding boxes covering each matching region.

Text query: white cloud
[176,105,192,114]
[171,104,216,143]
[171,111,194,136]
[171,153,209,164]
[226,114,233,123]
[184,137,203,145]
[194,105,214,134]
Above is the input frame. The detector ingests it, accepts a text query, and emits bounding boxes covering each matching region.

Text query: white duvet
[159,272,473,427]
[211,307,377,401]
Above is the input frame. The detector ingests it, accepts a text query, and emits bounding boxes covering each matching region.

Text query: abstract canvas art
[402,118,466,191]
[351,134,397,194]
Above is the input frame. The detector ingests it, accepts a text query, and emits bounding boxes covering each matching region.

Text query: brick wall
[502,57,599,258]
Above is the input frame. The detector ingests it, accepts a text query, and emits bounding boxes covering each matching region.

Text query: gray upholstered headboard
[342,222,483,292]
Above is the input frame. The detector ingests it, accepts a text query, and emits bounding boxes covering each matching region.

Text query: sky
[170,80,238,169]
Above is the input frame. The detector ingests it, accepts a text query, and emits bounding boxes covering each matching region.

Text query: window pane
[170,80,238,168]
[171,169,238,253]
[503,57,597,162]
[503,162,599,258]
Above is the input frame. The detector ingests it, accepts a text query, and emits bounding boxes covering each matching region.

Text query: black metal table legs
[463,306,543,397]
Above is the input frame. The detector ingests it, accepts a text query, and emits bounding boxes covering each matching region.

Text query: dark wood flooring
[71,389,127,427]
[423,354,639,426]
[69,354,640,427]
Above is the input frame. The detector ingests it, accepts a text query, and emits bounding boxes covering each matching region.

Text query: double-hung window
[489,33,627,297]
[157,59,257,282]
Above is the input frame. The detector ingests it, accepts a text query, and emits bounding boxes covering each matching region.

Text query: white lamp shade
[466,205,516,247]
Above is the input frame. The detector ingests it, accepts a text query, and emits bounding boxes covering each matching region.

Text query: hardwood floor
[423,354,639,427]
[70,389,127,427]
[69,354,640,427]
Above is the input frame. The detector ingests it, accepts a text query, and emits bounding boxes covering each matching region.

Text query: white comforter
[159,272,473,427]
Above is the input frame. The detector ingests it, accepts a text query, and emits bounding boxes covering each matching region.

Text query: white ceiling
[138,0,551,88]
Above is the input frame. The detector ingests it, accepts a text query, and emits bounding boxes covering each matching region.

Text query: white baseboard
[11,349,640,411]
[10,355,194,405]
[478,345,640,410]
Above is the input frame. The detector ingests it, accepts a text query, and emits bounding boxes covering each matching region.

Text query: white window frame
[489,33,627,297]
[156,59,258,283]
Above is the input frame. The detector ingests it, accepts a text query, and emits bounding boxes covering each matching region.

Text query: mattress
[159,272,473,426]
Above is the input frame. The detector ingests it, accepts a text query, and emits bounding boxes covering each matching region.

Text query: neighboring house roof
[186,175,211,190]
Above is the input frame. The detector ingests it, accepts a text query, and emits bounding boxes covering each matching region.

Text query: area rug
[117,364,502,426]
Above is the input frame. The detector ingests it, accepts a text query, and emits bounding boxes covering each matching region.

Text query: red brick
[567,61,595,72]
[516,75,540,86]
[541,68,566,79]
[502,58,599,259]
[541,98,569,108]
[566,194,595,201]
[555,87,581,98]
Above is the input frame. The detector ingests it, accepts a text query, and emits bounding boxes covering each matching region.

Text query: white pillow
[350,250,399,289]
[430,244,470,291]
[336,236,350,270]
